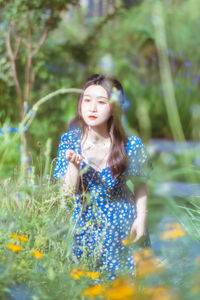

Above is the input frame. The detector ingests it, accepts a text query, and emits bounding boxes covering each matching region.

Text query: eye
[98,100,106,104]
[84,98,90,102]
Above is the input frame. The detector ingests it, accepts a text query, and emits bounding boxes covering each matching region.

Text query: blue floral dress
[53,127,153,281]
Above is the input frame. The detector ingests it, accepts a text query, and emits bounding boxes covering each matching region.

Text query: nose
[90,100,97,112]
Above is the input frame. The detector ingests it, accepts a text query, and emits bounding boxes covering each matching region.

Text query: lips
[88,115,97,119]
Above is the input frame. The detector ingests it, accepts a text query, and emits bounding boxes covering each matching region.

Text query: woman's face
[81,84,112,128]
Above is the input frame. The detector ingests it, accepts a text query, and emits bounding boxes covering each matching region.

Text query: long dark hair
[68,74,128,178]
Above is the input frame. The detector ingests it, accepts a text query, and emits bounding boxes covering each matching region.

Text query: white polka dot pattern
[53,128,153,281]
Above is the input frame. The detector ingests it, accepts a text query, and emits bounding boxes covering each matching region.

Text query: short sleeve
[126,136,153,183]
[53,131,74,180]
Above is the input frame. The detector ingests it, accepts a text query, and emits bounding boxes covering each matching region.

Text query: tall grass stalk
[0,88,83,181]
[44,138,52,177]
[153,1,196,183]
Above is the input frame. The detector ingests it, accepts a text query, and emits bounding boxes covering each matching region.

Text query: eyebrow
[83,94,109,100]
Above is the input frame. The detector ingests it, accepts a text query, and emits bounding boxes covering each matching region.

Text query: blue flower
[8,127,19,133]
[28,110,33,116]
[122,95,131,111]
[24,104,30,110]
[184,61,192,68]
[186,89,192,94]
[24,126,29,131]
[27,167,32,172]
[194,75,200,82]
[17,146,21,151]
[8,127,15,133]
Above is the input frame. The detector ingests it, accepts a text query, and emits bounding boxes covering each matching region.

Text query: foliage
[0,166,200,299]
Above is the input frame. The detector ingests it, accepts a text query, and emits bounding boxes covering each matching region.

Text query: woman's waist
[77,191,135,204]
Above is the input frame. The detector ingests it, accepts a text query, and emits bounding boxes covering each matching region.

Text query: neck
[86,125,110,142]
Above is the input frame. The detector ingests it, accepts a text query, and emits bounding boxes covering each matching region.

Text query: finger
[130,227,136,238]
[75,155,81,165]
[66,153,72,161]
[66,150,73,159]
[79,154,83,162]
[70,153,77,163]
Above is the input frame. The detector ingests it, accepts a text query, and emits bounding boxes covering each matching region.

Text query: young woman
[53,74,153,281]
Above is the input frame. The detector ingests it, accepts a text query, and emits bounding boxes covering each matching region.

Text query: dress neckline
[75,128,109,174]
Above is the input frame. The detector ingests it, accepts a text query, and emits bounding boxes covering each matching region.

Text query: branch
[6,23,14,60]
[24,11,33,103]
[6,22,23,106]
[13,36,21,59]
[31,28,48,57]
[21,37,29,48]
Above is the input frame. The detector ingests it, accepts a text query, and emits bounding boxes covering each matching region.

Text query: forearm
[63,162,80,195]
[134,183,148,223]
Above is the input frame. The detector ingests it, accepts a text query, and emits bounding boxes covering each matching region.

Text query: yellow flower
[161,223,186,240]
[104,277,137,300]
[161,229,186,240]
[11,234,28,243]
[136,258,166,278]
[7,243,22,252]
[191,284,200,293]
[134,248,154,262]
[144,285,175,300]
[133,248,166,278]
[121,236,132,246]
[81,284,104,298]
[165,222,183,230]
[85,271,101,280]
[33,250,43,258]
[70,268,85,280]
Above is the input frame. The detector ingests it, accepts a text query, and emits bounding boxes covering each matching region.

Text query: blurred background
[0,1,200,298]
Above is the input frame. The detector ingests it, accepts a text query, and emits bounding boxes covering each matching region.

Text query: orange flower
[144,285,175,300]
[136,258,166,278]
[11,234,28,243]
[133,248,166,278]
[104,277,137,300]
[161,223,186,240]
[7,243,22,252]
[134,248,154,262]
[33,250,43,258]
[161,229,186,240]
[85,271,101,280]
[70,268,85,280]
[121,236,132,246]
[165,222,183,230]
[191,284,200,293]
[81,284,104,298]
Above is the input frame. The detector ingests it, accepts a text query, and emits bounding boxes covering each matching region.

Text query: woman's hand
[65,150,83,168]
[129,217,147,243]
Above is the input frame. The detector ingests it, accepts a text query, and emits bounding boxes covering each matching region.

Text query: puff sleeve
[126,136,153,183]
[53,131,74,180]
